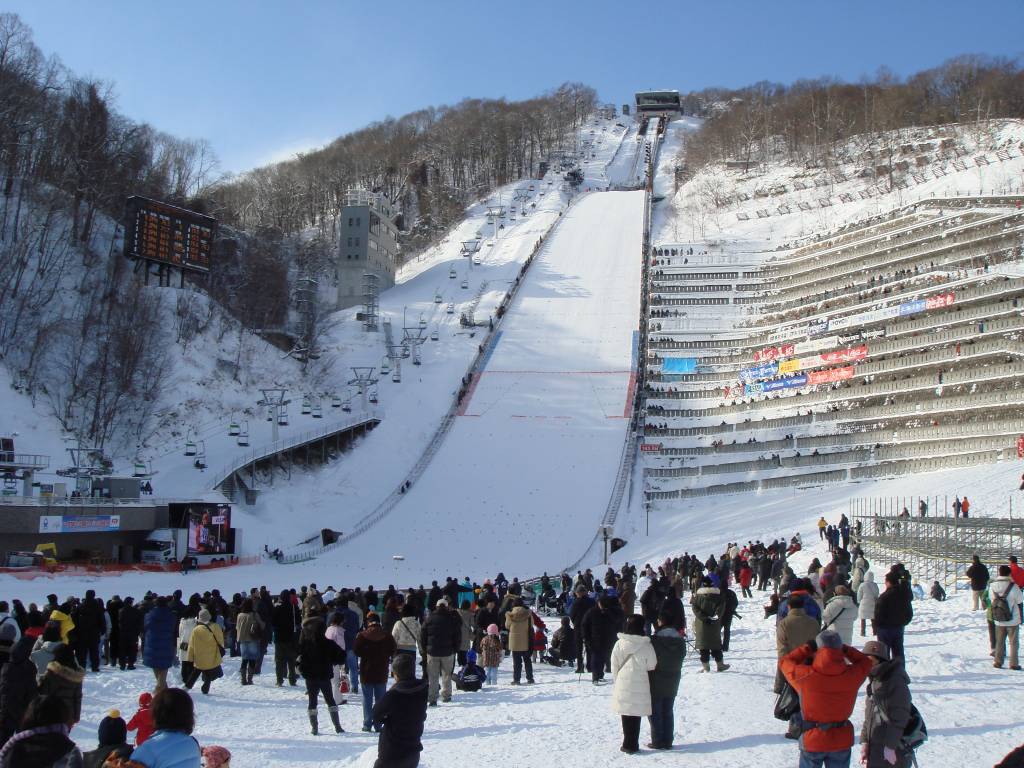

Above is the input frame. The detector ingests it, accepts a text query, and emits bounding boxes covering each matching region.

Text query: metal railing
[209,411,382,490]
[0,453,50,470]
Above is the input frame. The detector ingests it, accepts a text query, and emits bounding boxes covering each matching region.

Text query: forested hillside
[207,84,597,251]
[681,55,1024,172]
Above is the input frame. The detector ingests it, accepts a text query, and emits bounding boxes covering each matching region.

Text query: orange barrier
[0,555,261,579]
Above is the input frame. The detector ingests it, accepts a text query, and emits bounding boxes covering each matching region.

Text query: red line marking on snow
[623,370,637,418]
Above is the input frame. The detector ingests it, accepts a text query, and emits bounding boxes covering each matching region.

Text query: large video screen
[186,503,232,555]
[124,196,216,273]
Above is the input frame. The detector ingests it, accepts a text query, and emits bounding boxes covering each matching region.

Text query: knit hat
[815,630,843,650]
[138,691,152,707]
[202,745,232,768]
[486,623,499,635]
[97,710,127,746]
[862,640,890,661]
[198,608,212,623]
[436,598,448,607]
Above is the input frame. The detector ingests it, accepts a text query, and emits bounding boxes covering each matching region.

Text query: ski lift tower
[292,275,318,360]
[485,206,505,241]
[58,438,102,496]
[402,325,428,368]
[362,273,380,331]
[348,367,378,410]
[257,388,290,442]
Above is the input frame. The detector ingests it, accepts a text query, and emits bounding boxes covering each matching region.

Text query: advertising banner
[807,366,855,385]
[899,299,926,316]
[38,515,121,534]
[762,374,808,393]
[740,360,778,383]
[820,345,868,364]
[926,291,956,310]
[640,443,662,453]
[662,357,698,374]
[778,359,802,374]
[794,336,839,354]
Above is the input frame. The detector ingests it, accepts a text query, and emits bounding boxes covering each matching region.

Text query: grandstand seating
[640,196,1024,502]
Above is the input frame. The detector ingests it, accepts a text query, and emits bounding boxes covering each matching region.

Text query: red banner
[755,343,794,363]
[1017,435,1024,459]
[780,343,794,357]
[807,365,855,385]
[640,443,662,453]
[820,345,868,364]
[926,291,955,310]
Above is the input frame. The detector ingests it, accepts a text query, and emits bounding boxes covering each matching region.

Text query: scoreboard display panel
[124,196,216,273]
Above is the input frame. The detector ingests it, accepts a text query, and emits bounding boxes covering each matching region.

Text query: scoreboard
[124,196,216,273]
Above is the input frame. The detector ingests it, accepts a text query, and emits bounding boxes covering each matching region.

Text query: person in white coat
[821,586,857,645]
[857,571,879,638]
[610,615,657,755]
[177,606,199,684]
[989,565,1023,670]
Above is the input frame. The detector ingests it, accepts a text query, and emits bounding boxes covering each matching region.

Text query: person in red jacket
[1009,556,1024,589]
[780,629,872,768]
[738,562,754,598]
[126,691,155,746]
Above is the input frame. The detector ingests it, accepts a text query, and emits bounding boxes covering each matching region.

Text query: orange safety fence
[0,555,262,579]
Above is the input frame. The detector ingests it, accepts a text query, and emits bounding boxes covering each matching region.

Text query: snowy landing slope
[311,190,644,579]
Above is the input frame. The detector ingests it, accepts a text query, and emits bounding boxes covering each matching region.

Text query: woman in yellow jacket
[185,608,224,695]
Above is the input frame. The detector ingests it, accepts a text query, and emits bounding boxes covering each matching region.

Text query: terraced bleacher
[640,195,1024,501]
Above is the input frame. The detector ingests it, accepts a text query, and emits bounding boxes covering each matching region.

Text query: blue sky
[9,1,1021,175]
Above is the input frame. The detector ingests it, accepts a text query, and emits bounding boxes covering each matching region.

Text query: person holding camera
[779,629,872,768]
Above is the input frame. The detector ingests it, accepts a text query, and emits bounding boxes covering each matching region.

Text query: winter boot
[308,708,319,735]
[239,660,250,685]
[716,661,731,672]
[700,661,711,673]
[328,705,344,734]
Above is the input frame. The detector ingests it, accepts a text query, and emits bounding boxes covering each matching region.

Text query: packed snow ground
[29,530,1022,768]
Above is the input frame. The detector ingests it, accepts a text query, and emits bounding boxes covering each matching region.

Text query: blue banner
[746,374,807,396]
[662,357,697,374]
[740,360,778,383]
[899,299,926,316]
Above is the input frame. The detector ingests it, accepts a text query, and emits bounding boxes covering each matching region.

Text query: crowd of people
[0,523,1023,767]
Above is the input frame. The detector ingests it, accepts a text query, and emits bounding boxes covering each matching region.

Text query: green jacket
[649,628,685,698]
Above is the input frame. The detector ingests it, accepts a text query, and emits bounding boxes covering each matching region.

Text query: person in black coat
[720,587,739,653]
[0,636,38,745]
[117,598,143,671]
[474,599,499,648]
[419,603,460,658]
[73,590,105,672]
[372,654,428,768]
[104,597,122,668]
[661,592,686,634]
[874,572,913,660]
[569,588,594,674]
[639,584,665,635]
[580,597,618,683]
[272,590,302,687]
[297,615,344,735]
[966,555,991,611]
[549,617,576,663]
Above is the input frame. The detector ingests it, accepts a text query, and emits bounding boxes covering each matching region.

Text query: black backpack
[992,585,1014,623]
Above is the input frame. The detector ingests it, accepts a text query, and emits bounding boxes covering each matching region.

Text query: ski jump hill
[319,190,644,579]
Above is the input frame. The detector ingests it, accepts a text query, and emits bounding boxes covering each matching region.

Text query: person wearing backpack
[860,639,917,768]
[966,555,990,611]
[989,565,1023,670]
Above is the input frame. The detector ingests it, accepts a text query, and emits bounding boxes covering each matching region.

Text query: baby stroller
[535,587,561,617]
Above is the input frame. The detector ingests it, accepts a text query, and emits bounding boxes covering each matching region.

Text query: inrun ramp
[329,191,644,579]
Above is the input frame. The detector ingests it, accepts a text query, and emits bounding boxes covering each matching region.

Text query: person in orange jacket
[779,629,872,767]
[126,691,155,746]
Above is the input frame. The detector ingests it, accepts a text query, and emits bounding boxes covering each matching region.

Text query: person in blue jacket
[130,688,200,768]
[143,597,177,694]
